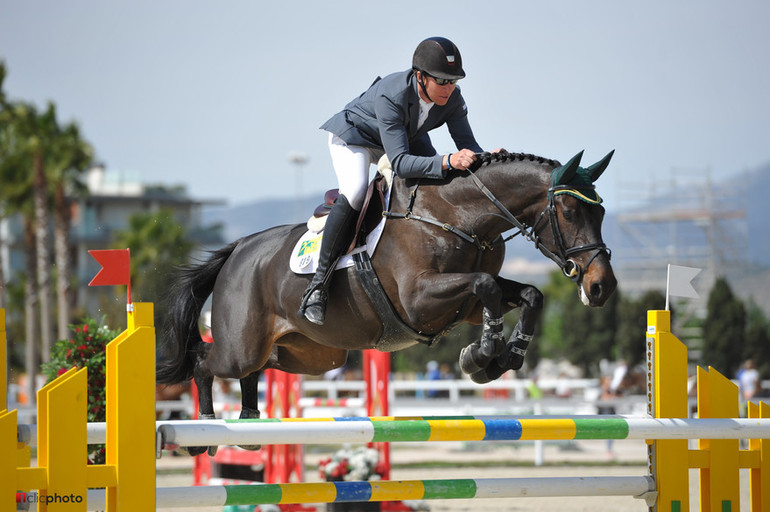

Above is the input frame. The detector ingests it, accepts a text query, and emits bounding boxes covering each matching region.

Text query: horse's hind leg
[237,371,261,450]
[190,345,218,456]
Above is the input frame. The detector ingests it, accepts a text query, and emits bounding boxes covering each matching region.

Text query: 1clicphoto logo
[17,492,84,504]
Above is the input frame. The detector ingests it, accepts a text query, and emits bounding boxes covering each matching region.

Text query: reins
[468,154,611,283]
[384,151,611,284]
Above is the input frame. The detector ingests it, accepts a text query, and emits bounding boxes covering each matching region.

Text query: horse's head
[540,150,617,306]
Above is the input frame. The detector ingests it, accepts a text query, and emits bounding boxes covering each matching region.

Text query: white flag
[667,264,701,299]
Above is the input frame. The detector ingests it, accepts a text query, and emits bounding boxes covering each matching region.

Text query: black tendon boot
[459,308,505,374]
[298,195,359,325]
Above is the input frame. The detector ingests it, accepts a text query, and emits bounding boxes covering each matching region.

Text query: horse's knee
[471,275,502,310]
[521,286,543,311]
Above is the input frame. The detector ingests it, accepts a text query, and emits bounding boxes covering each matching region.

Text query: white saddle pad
[289,184,391,275]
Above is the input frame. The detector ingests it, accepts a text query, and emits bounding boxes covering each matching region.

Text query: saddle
[300,160,436,350]
[306,157,393,253]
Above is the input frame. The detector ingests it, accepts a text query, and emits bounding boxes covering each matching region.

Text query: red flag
[89,249,131,287]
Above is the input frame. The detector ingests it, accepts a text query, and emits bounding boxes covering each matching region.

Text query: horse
[157,149,617,455]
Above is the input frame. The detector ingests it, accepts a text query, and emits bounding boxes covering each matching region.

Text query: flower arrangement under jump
[318,446,385,482]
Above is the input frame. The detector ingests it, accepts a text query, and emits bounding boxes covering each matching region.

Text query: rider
[298,36,485,325]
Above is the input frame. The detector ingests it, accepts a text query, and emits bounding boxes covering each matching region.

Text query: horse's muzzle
[579,257,617,307]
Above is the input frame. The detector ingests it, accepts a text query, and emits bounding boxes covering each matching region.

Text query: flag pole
[126,248,133,311]
[665,263,671,311]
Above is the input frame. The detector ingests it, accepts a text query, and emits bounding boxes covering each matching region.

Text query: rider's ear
[585,150,615,182]
[551,150,584,186]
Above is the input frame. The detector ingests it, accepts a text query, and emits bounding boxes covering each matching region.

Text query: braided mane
[469,150,560,171]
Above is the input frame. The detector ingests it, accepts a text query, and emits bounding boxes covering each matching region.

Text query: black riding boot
[298,195,359,325]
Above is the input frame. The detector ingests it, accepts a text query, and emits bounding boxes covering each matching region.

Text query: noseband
[466,167,611,283]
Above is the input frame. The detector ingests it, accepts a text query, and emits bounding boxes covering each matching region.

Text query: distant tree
[701,277,745,378]
[744,300,770,380]
[538,270,575,358]
[112,209,194,323]
[616,290,667,368]
[560,284,620,377]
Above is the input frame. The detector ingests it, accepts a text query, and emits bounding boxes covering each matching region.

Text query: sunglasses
[424,73,459,86]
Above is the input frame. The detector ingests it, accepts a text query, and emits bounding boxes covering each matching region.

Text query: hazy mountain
[203,196,322,243]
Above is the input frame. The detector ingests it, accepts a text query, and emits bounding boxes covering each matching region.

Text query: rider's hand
[447,149,477,171]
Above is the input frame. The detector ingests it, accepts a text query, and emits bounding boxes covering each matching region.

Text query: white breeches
[327,132,385,211]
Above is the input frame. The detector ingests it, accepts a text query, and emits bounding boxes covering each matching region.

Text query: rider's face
[417,71,457,106]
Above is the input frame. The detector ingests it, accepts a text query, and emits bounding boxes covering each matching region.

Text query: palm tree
[28,103,58,363]
[48,122,93,340]
[0,92,41,402]
[0,61,9,310]
[1,99,62,365]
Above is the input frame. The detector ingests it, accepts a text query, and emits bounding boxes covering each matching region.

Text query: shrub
[41,317,119,463]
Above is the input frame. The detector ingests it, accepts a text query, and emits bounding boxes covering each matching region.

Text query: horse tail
[156,240,239,385]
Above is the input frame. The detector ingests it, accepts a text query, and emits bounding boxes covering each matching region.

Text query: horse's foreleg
[459,307,506,374]
[471,280,544,383]
[237,371,262,450]
[415,272,505,375]
[501,283,544,370]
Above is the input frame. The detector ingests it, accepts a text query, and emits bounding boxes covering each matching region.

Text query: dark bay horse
[157,150,616,453]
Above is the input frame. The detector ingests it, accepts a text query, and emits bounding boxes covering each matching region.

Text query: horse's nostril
[591,282,603,299]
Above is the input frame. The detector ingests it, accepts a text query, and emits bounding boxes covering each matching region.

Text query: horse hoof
[495,342,527,372]
[207,445,218,457]
[470,358,512,384]
[238,407,261,448]
[459,344,483,374]
[185,446,208,457]
[507,354,524,371]
[239,407,261,420]
[469,368,493,384]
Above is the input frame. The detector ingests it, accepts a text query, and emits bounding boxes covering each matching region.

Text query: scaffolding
[611,168,748,308]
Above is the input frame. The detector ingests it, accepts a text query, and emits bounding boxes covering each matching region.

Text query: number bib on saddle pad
[289,186,391,275]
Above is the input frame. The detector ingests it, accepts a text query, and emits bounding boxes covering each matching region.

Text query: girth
[353,251,438,350]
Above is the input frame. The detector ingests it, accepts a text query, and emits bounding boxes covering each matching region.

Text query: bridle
[466,165,611,283]
[384,155,611,283]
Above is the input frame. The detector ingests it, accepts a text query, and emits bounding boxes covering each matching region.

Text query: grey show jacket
[320,69,483,180]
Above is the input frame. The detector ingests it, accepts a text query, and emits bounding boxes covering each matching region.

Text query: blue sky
[2,1,768,211]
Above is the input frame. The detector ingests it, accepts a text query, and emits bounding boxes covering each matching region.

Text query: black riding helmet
[412,37,465,80]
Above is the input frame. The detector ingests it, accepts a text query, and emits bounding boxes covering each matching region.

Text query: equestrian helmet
[412,37,465,80]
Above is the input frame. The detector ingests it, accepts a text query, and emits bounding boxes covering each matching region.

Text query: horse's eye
[562,209,575,221]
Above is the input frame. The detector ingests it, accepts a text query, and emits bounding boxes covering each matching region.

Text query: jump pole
[85,476,655,509]
[157,416,770,448]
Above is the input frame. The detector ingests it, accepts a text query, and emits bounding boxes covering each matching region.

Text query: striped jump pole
[18,415,770,448]
[157,416,770,448]
[81,476,655,510]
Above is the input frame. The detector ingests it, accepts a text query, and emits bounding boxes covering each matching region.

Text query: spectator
[426,361,445,398]
[526,375,544,400]
[597,375,618,458]
[610,360,628,395]
[738,359,760,401]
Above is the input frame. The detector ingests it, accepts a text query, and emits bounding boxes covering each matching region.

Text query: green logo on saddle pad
[297,235,322,257]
